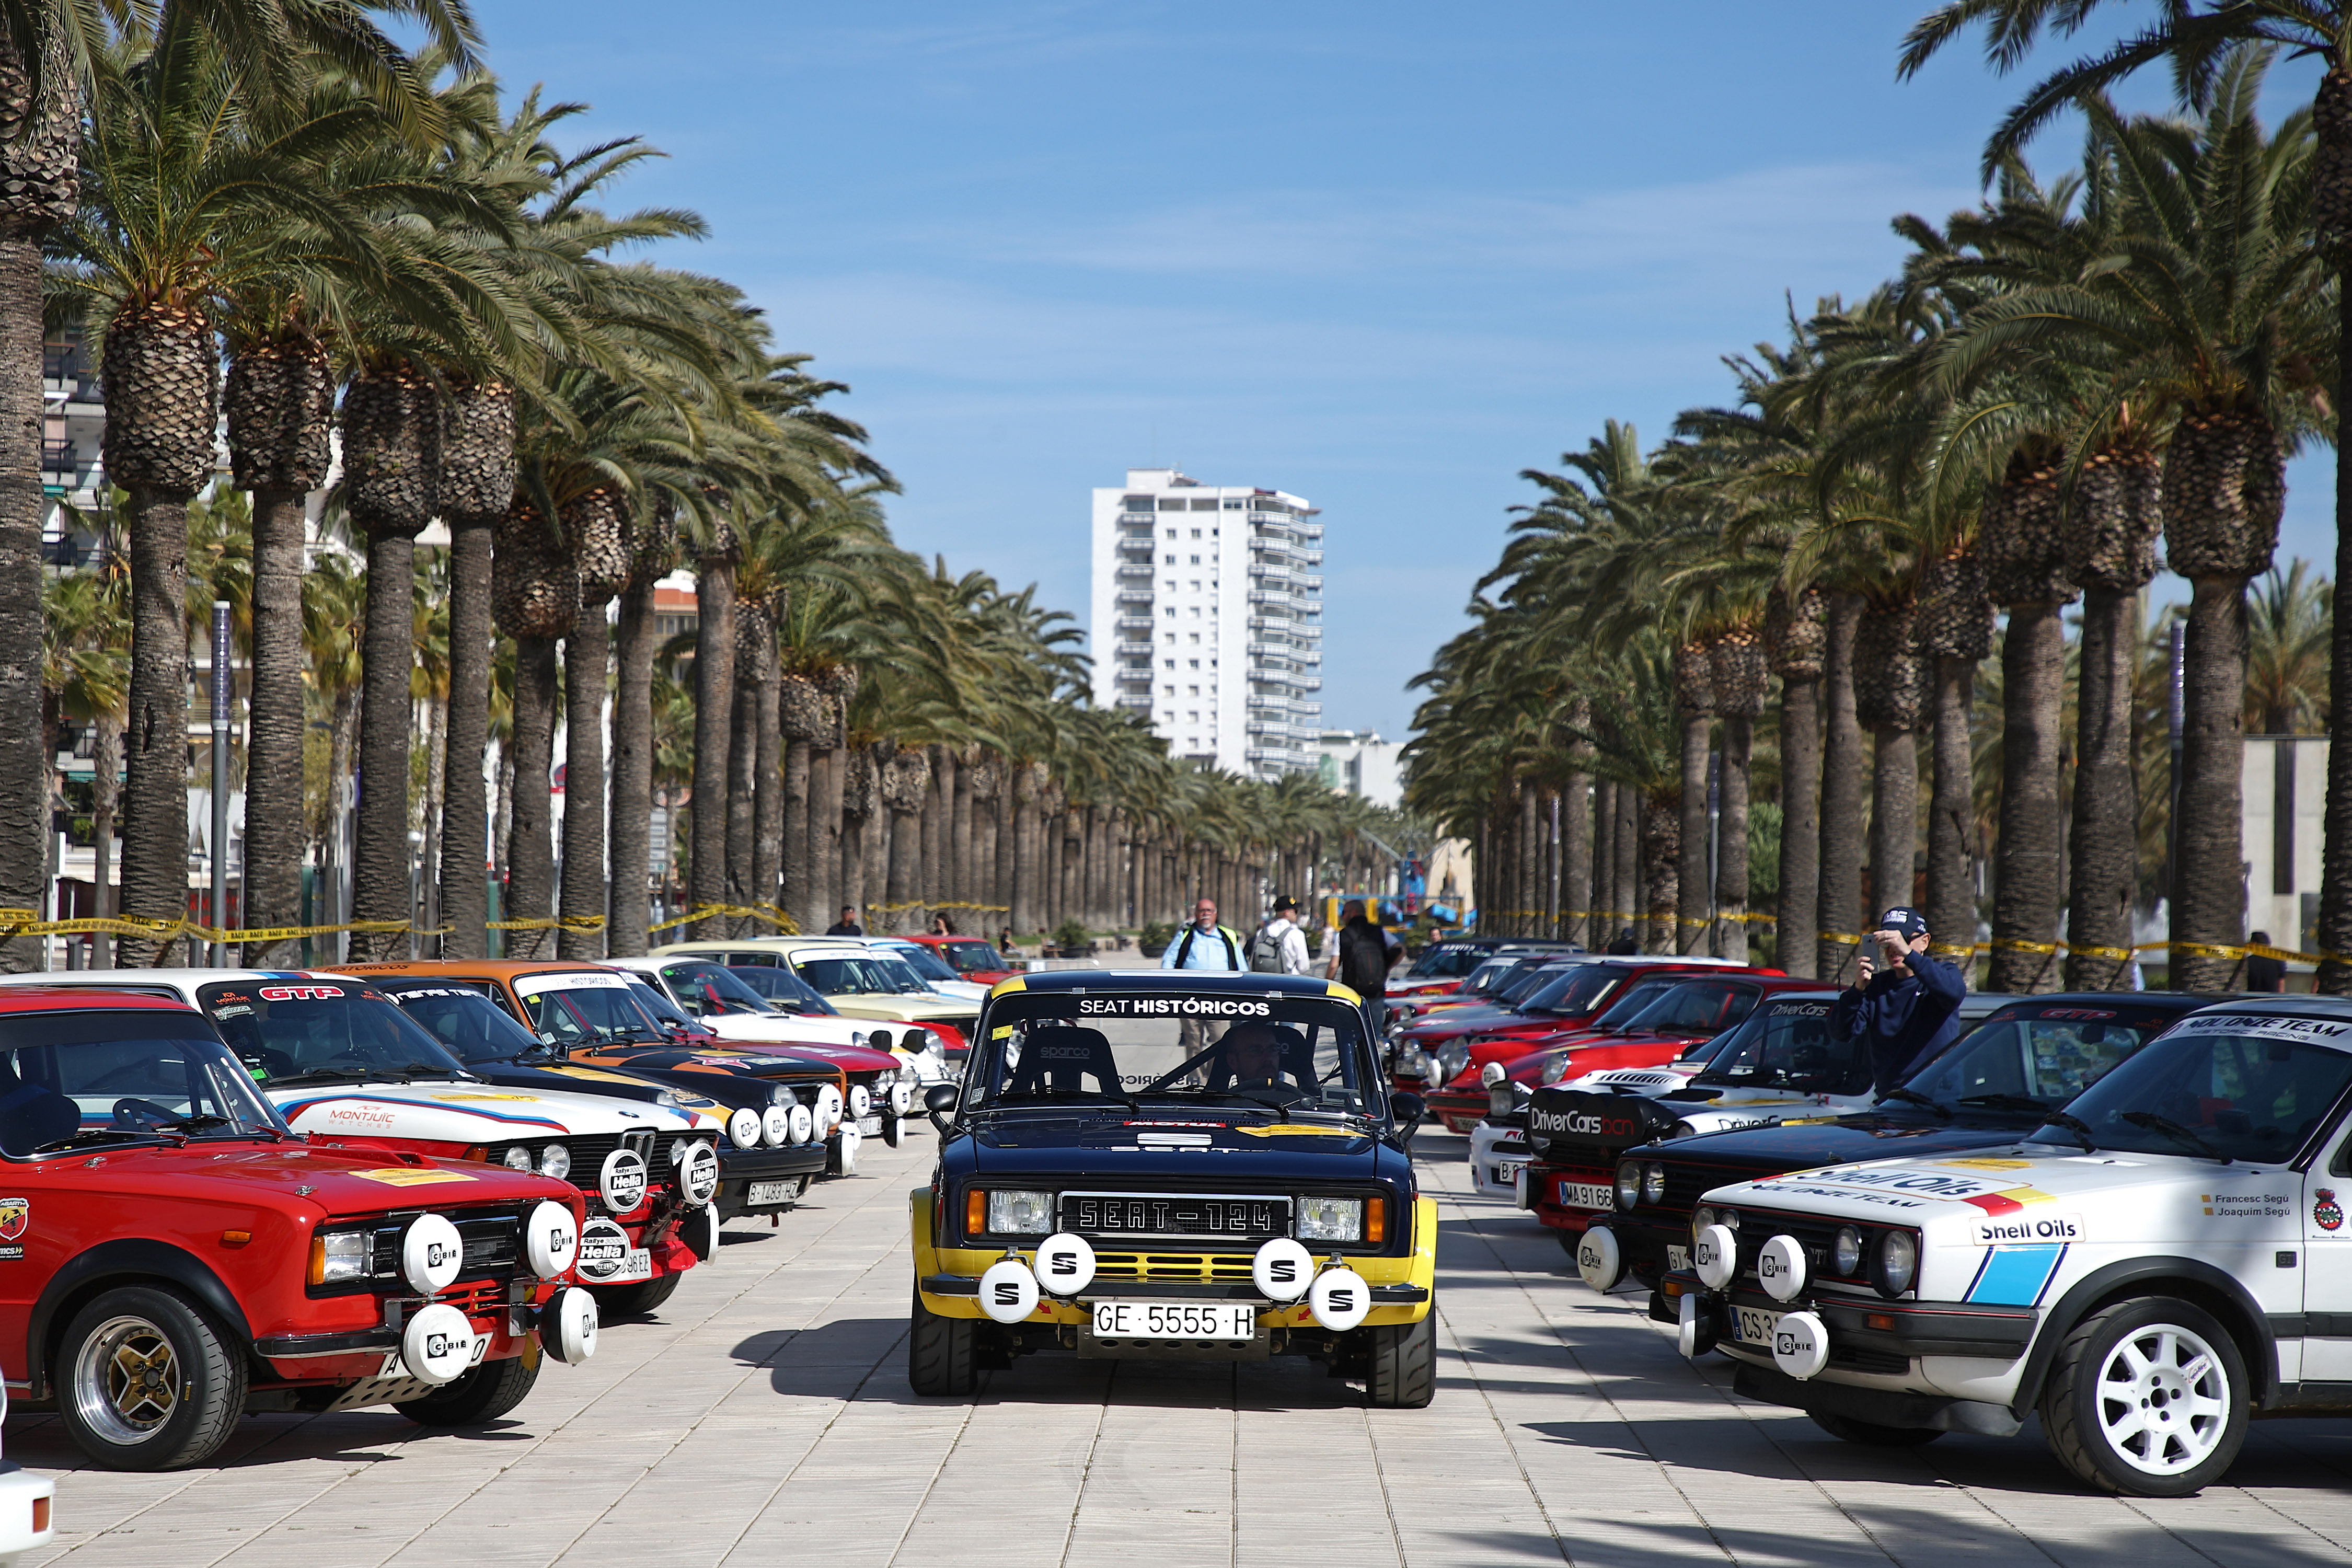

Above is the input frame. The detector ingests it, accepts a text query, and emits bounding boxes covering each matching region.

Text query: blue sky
[472,0,2334,742]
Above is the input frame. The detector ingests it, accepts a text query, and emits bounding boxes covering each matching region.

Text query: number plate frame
[1559,1181,1614,1212]
[1089,1300,1261,1342]
[746,1179,803,1207]
[1732,1305,1782,1346]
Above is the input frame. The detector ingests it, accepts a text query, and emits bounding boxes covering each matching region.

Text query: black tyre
[1365,1310,1436,1408]
[908,1287,977,1397]
[56,1285,246,1471]
[1808,1411,1944,1447]
[395,1350,541,1426]
[2039,1296,2249,1497]
[1554,1230,1582,1258]
[589,1271,683,1318]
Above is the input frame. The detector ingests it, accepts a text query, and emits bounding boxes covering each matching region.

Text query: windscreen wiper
[1955,1093,2053,1114]
[1881,1086,1952,1119]
[2121,1110,2231,1164]
[2040,1109,2099,1152]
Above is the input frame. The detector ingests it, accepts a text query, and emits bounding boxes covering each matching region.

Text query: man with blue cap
[1832,906,1968,1096]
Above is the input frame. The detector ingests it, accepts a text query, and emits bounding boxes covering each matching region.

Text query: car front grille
[1091,1251,1260,1284]
[1719,1205,1847,1285]
[480,1129,660,1212]
[1058,1191,1292,1242]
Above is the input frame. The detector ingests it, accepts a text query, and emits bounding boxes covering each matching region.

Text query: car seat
[1205,1027,1313,1090]
[1008,1027,1121,1097]
[0,1059,79,1155]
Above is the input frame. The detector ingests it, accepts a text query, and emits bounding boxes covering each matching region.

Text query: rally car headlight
[1874,1230,1919,1298]
[1641,1163,1667,1205]
[1295,1197,1365,1243]
[1692,1206,1717,1239]
[984,1189,1053,1235]
[501,1146,532,1172]
[1833,1226,1864,1277]
[850,1030,869,1048]
[1615,1162,1642,1211]
[539,1144,571,1180]
[1540,1054,1569,1086]
[1489,1086,1515,1120]
[308,1229,371,1286]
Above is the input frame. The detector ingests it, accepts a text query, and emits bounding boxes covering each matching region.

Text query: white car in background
[0,1384,53,1565]
[603,956,877,1050]
[863,937,989,1003]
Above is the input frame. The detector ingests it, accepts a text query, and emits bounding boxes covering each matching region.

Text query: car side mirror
[923,1083,960,1115]
[868,1029,895,1052]
[1389,1091,1424,1128]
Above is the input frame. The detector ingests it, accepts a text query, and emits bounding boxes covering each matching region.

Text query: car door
[2303,1108,2352,1381]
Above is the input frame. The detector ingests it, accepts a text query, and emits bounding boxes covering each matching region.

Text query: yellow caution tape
[646,902,804,935]
[487,915,608,931]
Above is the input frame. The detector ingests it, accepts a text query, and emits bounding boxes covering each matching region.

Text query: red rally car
[0,988,598,1471]
[1419,971,1815,1134]
[1399,960,1745,1102]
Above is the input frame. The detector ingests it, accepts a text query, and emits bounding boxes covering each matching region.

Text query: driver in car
[1224,1023,1286,1087]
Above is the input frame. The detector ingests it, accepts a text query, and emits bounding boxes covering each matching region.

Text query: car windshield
[370,981,546,1065]
[658,961,781,1018]
[1493,962,1566,1005]
[1622,980,1758,1036]
[197,981,472,1086]
[626,980,699,1035]
[936,940,1008,975]
[1408,944,1488,979]
[2025,1014,2352,1162]
[795,952,933,997]
[1588,977,1679,1030]
[1522,966,1624,1018]
[511,971,664,1046]
[1906,1002,2176,1109]
[885,943,963,984]
[728,965,839,1012]
[968,991,1378,1117]
[0,1007,290,1155]
[1692,997,1862,1093]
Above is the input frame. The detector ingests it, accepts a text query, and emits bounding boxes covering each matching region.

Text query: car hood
[263,1077,720,1142]
[1652,1109,2043,1176]
[53,1139,578,1220]
[571,1045,844,1082]
[467,1058,736,1113]
[742,1041,901,1074]
[1703,1142,2282,1238]
[963,1110,1398,1178]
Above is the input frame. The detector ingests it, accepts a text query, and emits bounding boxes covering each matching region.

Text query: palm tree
[2244,560,2332,734]
[1901,5,2352,988]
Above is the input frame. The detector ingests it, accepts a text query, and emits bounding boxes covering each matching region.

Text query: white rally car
[1674,997,2352,1497]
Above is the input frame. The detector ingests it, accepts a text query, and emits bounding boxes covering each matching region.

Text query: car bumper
[716,1144,827,1216]
[1525,1160,1616,1235]
[908,1192,1438,1329]
[0,1463,54,1565]
[1425,1089,1488,1133]
[1676,1274,2037,1399]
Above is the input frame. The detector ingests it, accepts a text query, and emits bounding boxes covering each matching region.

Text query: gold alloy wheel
[74,1314,182,1446]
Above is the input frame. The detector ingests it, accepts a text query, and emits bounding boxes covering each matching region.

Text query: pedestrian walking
[1161,897,1243,970]
[1328,899,1396,1040]
[2246,932,2286,993]
[1833,906,1968,1097]
[1249,896,1310,975]
[825,906,864,937]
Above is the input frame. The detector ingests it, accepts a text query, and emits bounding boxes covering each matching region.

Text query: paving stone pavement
[8,1124,2350,1567]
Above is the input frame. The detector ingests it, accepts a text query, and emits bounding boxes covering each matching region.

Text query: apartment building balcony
[1245,589,1294,607]
[1116,615,1155,635]
[1115,564,1155,584]
[1115,695,1154,712]
[1115,589,1156,607]
[1117,511,1156,527]
[1294,574,1323,592]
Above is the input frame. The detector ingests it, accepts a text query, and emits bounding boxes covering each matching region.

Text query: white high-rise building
[1089,467,1323,779]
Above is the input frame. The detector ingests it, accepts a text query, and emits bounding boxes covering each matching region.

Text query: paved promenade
[10,1126,2350,1567]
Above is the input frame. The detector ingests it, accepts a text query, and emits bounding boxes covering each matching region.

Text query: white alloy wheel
[2093,1320,2231,1477]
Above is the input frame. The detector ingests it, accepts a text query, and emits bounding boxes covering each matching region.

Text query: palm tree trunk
[348,533,420,961]
[1615,780,1639,944]
[421,689,448,941]
[921,745,948,916]
[688,561,735,939]
[607,578,655,956]
[1987,604,2067,994]
[951,751,974,910]
[782,738,811,928]
[2171,578,2251,991]
[240,489,307,963]
[2064,592,2138,990]
[1641,792,1679,953]
[557,610,609,960]
[1590,780,1616,943]
[751,645,782,921]
[813,744,843,926]
[113,488,197,965]
[1816,595,1864,981]
[434,518,495,959]
[2321,279,2352,991]
[1926,659,1977,984]
[505,636,560,960]
[1561,772,1592,946]
[1678,714,1710,953]
[89,715,120,967]
[1777,675,1821,978]
[724,678,755,935]
[1717,714,1752,964]
[1870,724,1918,915]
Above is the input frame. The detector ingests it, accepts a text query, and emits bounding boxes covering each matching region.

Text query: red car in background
[1384,938,1554,1006]
[1396,958,1749,1090]
[1419,971,1820,1132]
[898,934,1019,986]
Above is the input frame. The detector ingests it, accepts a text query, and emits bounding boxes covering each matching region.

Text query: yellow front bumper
[909,1191,1437,1328]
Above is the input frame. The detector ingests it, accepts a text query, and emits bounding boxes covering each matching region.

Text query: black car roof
[1000,970,1348,998]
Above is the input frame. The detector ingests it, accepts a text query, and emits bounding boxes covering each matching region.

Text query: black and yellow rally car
[908,970,1438,1405]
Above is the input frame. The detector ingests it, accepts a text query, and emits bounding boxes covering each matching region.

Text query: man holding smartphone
[1832,906,1968,1096]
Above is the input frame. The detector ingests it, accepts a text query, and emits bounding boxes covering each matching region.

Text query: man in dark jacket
[1331,901,1393,1039]
[1833,906,1968,1096]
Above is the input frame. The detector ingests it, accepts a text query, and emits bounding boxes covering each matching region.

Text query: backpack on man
[1249,921,1289,974]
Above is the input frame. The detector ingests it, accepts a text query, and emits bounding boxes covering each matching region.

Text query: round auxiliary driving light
[1757,1234,1806,1304]
[543,1286,598,1364]
[400,1302,475,1385]
[1771,1310,1829,1380]
[598,1148,649,1214]
[1033,1232,1096,1296]
[849,1085,872,1120]
[1575,1226,1624,1293]
[524,1200,580,1279]
[1676,1290,1714,1359]
[679,1142,720,1207]
[1252,1238,1314,1302]
[977,1258,1039,1324]
[400,1213,464,1295]
[762,1104,792,1146]
[727,1107,761,1149]
[815,1083,844,1133]
[1308,1266,1371,1332]
[837,1123,863,1175]
[788,1102,814,1145]
[1692,1224,1738,1292]
[889,1081,914,1117]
